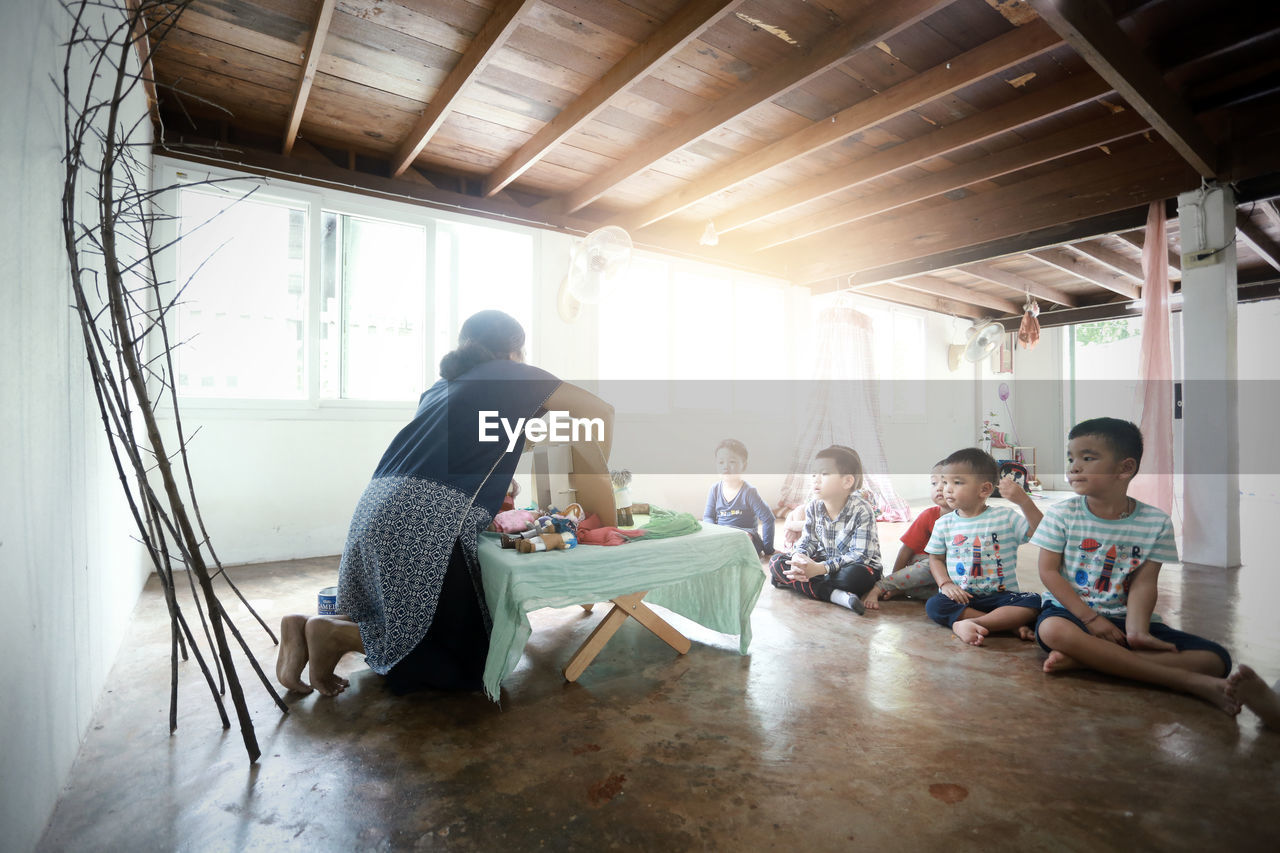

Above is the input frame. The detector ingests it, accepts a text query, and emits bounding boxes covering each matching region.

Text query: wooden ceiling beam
[710,73,1110,237]
[1068,239,1145,281]
[282,0,336,156]
[555,0,951,214]
[1029,247,1142,298]
[837,204,1161,288]
[1257,199,1280,232]
[391,0,532,177]
[783,139,1193,284]
[891,275,1023,315]
[857,283,989,319]
[1236,211,1280,272]
[744,108,1145,252]
[959,262,1080,307]
[482,0,738,198]
[625,19,1062,230]
[1114,231,1181,280]
[1030,0,1219,177]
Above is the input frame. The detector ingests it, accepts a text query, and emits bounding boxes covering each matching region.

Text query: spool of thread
[317,586,338,615]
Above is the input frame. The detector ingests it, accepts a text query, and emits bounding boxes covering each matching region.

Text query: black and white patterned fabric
[337,475,493,674]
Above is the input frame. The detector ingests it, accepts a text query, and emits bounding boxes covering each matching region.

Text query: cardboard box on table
[530,442,616,522]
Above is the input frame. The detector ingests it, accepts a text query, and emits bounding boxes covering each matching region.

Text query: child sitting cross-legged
[1032,417,1243,715]
[703,438,775,557]
[768,445,882,615]
[864,460,948,610]
[924,447,1044,645]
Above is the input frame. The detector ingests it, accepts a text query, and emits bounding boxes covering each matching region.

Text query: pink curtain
[1130,201,1174,513]
[779,303,911,521]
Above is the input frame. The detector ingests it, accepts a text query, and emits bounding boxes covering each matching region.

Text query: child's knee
[1036,615,1079,648]
[924,593,953,626]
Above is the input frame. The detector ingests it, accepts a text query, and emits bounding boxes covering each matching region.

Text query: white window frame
[152,157,539,417]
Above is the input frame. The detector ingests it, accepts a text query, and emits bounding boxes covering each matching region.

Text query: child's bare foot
[1229,665,1280,729]
[276,614,312,694]
[864,586,883,610]
[305,616,355,697]
[1043,650,1081,673]
[1017,625,1035,642]
[1185,673,1241,716]
[952,620,988,646]
[1127,631,1177,652]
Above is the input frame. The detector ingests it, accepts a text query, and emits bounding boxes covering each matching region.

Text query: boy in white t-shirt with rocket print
[924,447,1044,645]
[1032,417,1243,715]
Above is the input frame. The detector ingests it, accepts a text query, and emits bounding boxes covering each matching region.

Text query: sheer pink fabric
[779,304,912,522]
[1130,201,1175,513]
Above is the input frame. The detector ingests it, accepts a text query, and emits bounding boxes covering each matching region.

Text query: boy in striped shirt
[1033,418,1239,715]
[924,447,1044,644]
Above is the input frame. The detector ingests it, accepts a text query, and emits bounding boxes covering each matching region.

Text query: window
[859,302,927,420]
[320,212,427,401]
[175,189,308,399]
[438,220,535,364]
[164,164,539,405]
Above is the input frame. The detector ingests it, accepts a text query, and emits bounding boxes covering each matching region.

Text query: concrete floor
[37,511,1280,851]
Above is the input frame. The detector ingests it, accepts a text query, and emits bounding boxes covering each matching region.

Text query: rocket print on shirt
[991,532,1007,592]
[1096,544,1117,592]
[1072,537,1144,606]
[971,536,983,578]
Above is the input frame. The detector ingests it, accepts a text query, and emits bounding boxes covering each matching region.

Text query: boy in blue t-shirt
[924,447,1044,645]
[1033,417,1240,715]
[703,438,774,556]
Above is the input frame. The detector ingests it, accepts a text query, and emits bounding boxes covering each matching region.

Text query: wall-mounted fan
[557,225,633,322]
[948,320,1004,371]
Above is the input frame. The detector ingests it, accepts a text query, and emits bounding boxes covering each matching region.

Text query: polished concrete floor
[37,505,1280,851]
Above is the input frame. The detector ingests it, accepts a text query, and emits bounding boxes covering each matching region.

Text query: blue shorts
[1034,605,1232,675]
[925,590,1043,627]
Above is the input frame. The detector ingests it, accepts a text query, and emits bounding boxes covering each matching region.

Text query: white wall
[0,1,150,849]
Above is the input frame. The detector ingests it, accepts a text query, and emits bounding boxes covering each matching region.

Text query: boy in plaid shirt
[769,445,882,615]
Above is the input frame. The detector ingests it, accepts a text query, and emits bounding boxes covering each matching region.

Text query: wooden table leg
[562,591,691,682]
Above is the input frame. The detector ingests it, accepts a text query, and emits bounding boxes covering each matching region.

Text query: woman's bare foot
[864,586,884,611]
[1017,625,1036,642]
[1042,650,1081,673]
[275,614,312,694]
[1229,665,1280,729]
[305,616,359,696]
[952,620,988,646]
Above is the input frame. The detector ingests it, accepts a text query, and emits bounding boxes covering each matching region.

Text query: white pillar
[1177,182,1240,568]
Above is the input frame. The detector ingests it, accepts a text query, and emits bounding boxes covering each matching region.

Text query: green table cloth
[477,520,766,701]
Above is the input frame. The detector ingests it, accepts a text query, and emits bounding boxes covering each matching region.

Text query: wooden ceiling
[142,0,1280,320]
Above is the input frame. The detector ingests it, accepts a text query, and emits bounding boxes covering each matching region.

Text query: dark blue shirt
[703,481,774,548]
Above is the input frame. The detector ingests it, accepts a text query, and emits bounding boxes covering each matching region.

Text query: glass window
[440,220,535,363]
[175,189,307,399]
[320,212,427,401]
[671,270,733,410]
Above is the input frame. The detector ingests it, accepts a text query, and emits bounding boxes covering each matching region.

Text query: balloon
[998,382,1010,401]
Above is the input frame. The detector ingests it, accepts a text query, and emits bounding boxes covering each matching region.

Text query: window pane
[331,213,427,401]
[599,256,671,380]
[175,189,307,398]
[671,270,732,410]
[443,221,534,360]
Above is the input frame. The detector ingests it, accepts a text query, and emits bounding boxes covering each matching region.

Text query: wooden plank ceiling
[145,0,1280,321]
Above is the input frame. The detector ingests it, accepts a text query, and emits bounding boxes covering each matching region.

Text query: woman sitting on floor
[276,310,613,696]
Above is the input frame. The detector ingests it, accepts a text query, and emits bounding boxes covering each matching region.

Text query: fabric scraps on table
[577,513,647,546]
[637,506,702,540]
